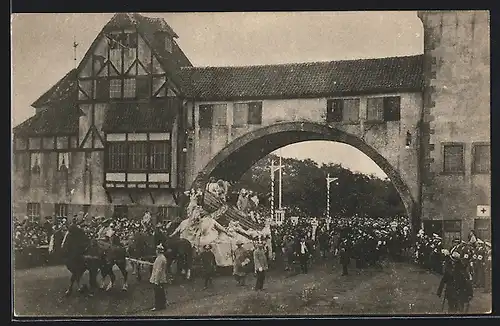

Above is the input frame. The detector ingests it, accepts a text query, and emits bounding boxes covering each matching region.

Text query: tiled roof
[102,99,182,133]
[13,105,82,136]
[31,69,78,108]
[180,55,424,100]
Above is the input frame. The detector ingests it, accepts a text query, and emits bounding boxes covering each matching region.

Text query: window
[443,220,462,247]
[107,142,128,171]
[158,206,180,221]
[248,102,263,125]
[150,142,170,171]
[128,142,148,171]
[472,144,490,174]
[383,96,401,121]
[326,99,343,122]
[109,79,122,99]
[29,137,41,150]
[136,77,151,99]
[366,97,384,121]
[199,105,213,128]
[233,103,249,126]
[107,141,170,172]
[27,203,41,221]
[95,79,110,100]
[15,137,27,150]
[30,152,41,174]
[342,99,360,122]
[212,104,228,126]
[55,203,69,219]
[474,219,490,241]
[113,205,129,219]
[326,99,359,123]
[124,33,137,48]
[107,34,120,49]
[58,152,70,171]
[165,37,173,53]
[423,220,443,237]
[443,144,465,173]
[14,152,29,173]
[123,78,136,98]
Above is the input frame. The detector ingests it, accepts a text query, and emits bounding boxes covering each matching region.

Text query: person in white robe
[237,189,250,214]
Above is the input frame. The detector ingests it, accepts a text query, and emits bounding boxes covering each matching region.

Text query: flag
[477,205,490,217]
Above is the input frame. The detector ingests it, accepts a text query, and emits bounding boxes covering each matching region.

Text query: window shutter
[199,105,213,128]
[233,103,249,126]
[248,102,263,125]
[327,99,343,122]
[383,96,401,121]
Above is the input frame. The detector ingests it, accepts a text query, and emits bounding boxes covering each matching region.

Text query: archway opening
[192,122,418,232]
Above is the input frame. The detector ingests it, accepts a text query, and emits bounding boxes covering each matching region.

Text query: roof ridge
[180,54,423,70]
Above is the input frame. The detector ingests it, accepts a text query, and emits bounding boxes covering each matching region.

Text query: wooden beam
[105,189,113,203]
[128,192,135,203]
[149,192,155,205]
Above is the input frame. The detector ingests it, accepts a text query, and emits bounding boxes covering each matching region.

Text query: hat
[156,244,165,252]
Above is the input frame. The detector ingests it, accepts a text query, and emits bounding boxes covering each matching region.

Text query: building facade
[12,12,490,243]
[418,11,491,244]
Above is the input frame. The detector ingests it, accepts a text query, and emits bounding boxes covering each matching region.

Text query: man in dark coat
[437,255,474,313]
[295,237,311,274]
[339,242,350,276]
[199,244,217,289]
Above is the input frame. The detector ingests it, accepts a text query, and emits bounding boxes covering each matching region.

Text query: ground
[13,259,491,317]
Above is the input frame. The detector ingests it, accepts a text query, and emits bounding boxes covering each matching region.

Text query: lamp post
[326,174,338,227]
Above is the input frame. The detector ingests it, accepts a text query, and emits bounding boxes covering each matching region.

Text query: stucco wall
[187,92,422,205]
[419,11,490,238]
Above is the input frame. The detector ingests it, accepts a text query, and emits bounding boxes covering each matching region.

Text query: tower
[418,11,490,245]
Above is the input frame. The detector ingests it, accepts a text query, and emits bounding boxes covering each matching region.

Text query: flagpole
[270,159,275,222]
[278,155,282,210]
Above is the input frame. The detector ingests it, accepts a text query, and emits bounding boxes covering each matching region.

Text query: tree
[238,153,406,218]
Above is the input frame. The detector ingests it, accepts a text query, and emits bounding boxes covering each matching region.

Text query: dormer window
[155,32,173,54]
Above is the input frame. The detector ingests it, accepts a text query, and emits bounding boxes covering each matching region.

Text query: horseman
[154,222,167,247]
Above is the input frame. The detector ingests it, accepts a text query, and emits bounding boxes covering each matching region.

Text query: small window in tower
[165,37,173,53]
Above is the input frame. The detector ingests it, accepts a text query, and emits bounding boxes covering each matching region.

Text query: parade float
[172,189,273,267]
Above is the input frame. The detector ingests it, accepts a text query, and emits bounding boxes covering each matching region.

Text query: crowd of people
[270,215,412,273]
[415,229,492,293]
[14,218,54,250]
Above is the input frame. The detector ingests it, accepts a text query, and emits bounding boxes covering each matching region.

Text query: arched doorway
[191,121,419,231]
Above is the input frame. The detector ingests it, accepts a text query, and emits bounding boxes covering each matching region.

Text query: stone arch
[192,121,418,228]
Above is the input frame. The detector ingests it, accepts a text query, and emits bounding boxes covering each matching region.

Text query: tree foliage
[238,154,406,218]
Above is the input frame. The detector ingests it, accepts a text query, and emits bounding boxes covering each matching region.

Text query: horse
[91,236,129,292]
[54,225,101,297]
[128,229,194,282]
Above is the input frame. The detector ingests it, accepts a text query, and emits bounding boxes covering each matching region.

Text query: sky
[11,12,424,178]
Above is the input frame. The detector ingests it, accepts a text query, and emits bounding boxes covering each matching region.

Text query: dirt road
[13,261,491,317]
